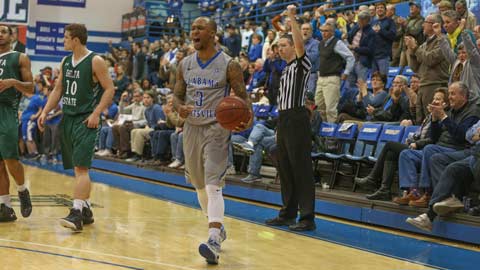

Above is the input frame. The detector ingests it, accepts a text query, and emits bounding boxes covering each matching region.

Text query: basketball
[215,96,251,131]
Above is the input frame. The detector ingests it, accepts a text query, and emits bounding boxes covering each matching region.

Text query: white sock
[0,195,12,207]
[73,199,86,211]
[205,184,224,224]
[17,183,27,192]
[196,188,208,217]
[209,227,221,241]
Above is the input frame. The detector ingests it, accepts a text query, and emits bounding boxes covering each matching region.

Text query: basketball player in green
[0,24,34,222]
[38,24,114,231]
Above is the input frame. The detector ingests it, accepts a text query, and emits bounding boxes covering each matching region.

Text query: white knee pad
[205,184,224,224]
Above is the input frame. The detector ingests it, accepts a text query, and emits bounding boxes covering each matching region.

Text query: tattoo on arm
[173,61,187,111]
[227,60,248,102]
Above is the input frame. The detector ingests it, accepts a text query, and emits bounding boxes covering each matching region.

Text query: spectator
[356,88,448,200]
[40,86,63,163]
[395,82,480,208]
[317,22,355,123]
[441,10,476,53]
[126,91,165,162]
[397,1,424,69]
[112,89,146,158]
[437,0,453,13]
[248,33,263,61]
[159,49,185,90]
[388,4,403,66]
[301,23,320,95]
[371,2,396,76]
[241,20,255,50]
[455,0,477,31]
[10,26,25,53]
[167,103,185,168]
[405,13,449,124]
[113,64,130,103]
[262,44,286,106]
[367,74,411,122]
[262,29,277,60]
[347,11,376,86]
[146,41,164,87]
[337,72,388,123]
[131,42,146,81]
[224,24,242,58]
[247,58,266,93]
[96,102,119,157]
[406,120,480,232]
[21,82,47,158]
[403,74,420,123]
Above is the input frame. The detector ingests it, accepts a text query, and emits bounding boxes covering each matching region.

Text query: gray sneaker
[433,195,464,216]
[406,213,432,232]
[241,174,262,183]
[199,237,221,264]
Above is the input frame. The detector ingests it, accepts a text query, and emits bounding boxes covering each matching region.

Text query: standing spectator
[262,29,277,60]
[248,33,263,62]
[441,10,476,53]
[224,24,241,58]
[241,20,254,51]
[21,83,48,158]
[263,44,286,106]
[437,0,453,13]
[113,64,130,103]
[317,22,355,123]
[405,13,449,124]
[264,5,315,232]
[397,1,424,69]
[301,23,320,95]
[371,2,396,76]
[455,0,477,31]
[131,42,146,82]
[159,49,185,90]
[387,4,403,66]
[146,41,164,87]
[347,11,376,86]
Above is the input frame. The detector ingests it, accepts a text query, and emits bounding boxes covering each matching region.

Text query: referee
[265,5,316,231]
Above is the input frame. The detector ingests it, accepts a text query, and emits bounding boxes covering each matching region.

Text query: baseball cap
[408,1,421,8]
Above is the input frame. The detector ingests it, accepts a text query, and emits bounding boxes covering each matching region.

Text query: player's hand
[0,79,15,92]
[37,113,47,132]
[83,113,101,129]
[178,104,194,118]
[234,109,253,132]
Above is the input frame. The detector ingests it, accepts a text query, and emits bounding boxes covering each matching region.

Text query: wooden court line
[0,239,199,270]
[90,167,480,252]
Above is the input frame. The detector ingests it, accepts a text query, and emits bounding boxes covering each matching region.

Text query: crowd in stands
[19,0,480,230]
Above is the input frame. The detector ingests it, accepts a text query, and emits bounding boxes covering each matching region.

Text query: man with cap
[455,0,477,31]
[397,1,425,68]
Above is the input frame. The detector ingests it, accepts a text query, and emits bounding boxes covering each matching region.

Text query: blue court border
[23,160,480,269]
[0,245,142,270]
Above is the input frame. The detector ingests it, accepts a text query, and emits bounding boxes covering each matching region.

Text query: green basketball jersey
[61,51,104,116]
[0,51,22,108]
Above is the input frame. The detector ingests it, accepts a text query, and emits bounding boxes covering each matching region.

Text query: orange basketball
[215,96,251,131]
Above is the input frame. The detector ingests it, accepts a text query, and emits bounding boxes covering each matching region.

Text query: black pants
[277,107,315,221]
[369,141,408,182]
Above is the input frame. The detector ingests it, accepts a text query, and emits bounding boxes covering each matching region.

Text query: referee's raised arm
[286,5,304,58]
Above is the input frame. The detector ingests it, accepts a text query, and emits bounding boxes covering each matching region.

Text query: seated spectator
[355,88,449,200]
[96,102,119,157]
[21,83,47,158]
[406,120,480,231]
[401,74,420,125]
[395,82,480,208]
[112,89,146,158]
[247,58,266,93]
[168,123,185,169]
[150,95,180,164]
[262,29,278,60]
[337,72,388,123]
[40,86,63,163]
[126,91,165,162]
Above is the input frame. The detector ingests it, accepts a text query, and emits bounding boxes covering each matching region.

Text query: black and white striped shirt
[278,54,312,111]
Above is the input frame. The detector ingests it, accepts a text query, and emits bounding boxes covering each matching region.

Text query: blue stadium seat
[368,125,405,163]
[311,122,337,159]
[402,125,421,144]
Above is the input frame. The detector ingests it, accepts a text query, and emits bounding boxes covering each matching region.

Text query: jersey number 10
[65,80,78,95]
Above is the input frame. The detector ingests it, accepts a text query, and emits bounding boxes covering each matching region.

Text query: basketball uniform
[181,50,231,188]
[60,51,104,169]
[0,51,22,160]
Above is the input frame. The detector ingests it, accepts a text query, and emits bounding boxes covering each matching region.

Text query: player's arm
[38,59,66,131]
[173,61,192,118]
[227,60,252,131]
[287,5,305,58]
[0,53,34,94]
[92,55,115,119]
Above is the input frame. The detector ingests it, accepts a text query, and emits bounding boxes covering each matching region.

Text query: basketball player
[0,24,33,222]
[38,24,114,231]
[264,5,316,231]
[174,17,251,264]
